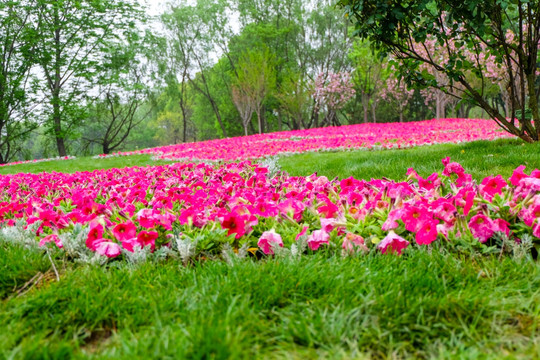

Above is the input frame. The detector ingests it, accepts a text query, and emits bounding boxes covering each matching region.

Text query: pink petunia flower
[257,230,284,255]
[295,225,309,241]
[468,214,495,243]
[342,233,368,254]
[509,165,528,186]
[95,241,122,258]
[112,221,137,242]
[220,212,247,239]
[401,204,431,232]
[307,230,330,251]
[479,175,507,200]
[137,230,159,251]
[415,220,439,245]
[39,234,63,249]
[378,231,409,255]
[86,221,104,251]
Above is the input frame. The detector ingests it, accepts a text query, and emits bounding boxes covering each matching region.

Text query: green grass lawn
[279,138,540,181]
[1,138,540,359]
[0,154,173,175]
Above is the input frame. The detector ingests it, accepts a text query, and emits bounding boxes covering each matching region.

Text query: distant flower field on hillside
[107,118,513,162]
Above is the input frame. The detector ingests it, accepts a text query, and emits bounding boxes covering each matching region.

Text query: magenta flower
[480,175,507,199]
[418,173,440,190]
[137,230,159,250]
[86,221,104,251]
[468,214,495,243]
[295,225,309,241]
[415,220,438,245]
[442,157,465,176]
[378,231,409,255]
[39,234,63,249]
[220,212,247,239]
[342,233,368,254]
[137,209,157,229]
[533,222,540,239]
[112,221,137,242]
[95,241,122,258]
[509,165,528,186]
[307,230,330,251]
[257,230,283,255]
[401,204,431,232]
[382,208,405,231]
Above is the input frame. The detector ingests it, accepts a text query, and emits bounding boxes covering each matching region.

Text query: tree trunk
[371,102,377,123]
[210,97,227,138]
[435,96,444,119]
[53,11,66,157]
[53,111,66,156]
[362,93,369,123]
[256,109,262,134]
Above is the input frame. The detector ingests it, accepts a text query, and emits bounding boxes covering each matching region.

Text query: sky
[142,0,169,16]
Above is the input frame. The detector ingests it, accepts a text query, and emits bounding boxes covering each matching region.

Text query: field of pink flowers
[1,155,538,260]
[107,118,514,162]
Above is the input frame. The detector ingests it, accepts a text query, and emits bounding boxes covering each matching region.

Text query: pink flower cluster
[1,158,539,260]
[119,119,513,162]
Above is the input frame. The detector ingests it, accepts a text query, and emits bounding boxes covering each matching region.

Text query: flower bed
[1,158,538,262]
[109,118,514,162]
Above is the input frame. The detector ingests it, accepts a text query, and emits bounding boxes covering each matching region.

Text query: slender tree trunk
[436,96,444,119]
[210,98,227,138]
[362,93,369,123]
[256,109,262,134]
[311,105,319,128]
[53,99,66,156]
[53,11,66,157]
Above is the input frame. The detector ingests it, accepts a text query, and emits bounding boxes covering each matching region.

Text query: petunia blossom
[257,230,283,255]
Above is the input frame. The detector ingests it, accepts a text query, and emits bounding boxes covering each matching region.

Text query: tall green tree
[338,0,540,142]
[162,0,231,139]
[82,37,154,154]
[34,0,143,156]
[233,49,275,134]
[0,1,40,163]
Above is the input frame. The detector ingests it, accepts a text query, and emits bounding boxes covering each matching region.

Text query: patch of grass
[279,139,540,181]
[0,251,538,358]
[0,155,173,175]
[0,243,53,299]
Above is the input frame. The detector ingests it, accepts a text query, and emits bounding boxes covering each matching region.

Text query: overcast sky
[142,0,169,16]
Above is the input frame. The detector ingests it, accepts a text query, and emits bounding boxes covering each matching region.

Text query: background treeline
[1,0,505,162]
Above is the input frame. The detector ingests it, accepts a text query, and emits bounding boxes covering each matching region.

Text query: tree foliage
[0,1,40,163]
[338,0,540,141]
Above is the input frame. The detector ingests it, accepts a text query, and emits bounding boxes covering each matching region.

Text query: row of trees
[1,0,152,162]
[2,0,538,162]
